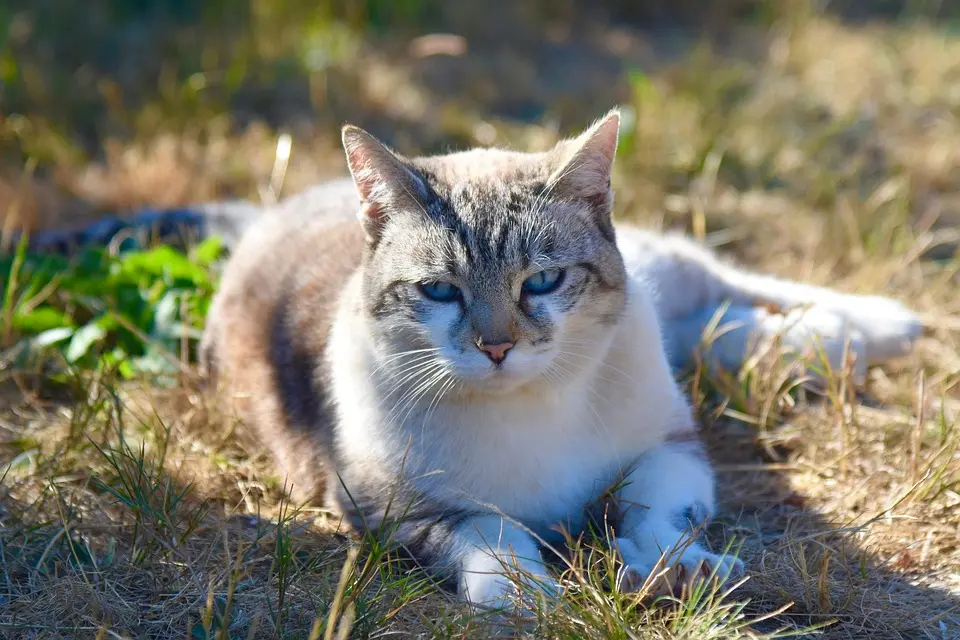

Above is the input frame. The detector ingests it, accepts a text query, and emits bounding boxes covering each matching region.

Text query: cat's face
[344,112,627,396]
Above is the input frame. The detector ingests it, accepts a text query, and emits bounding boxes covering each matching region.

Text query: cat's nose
[476,340,514,364]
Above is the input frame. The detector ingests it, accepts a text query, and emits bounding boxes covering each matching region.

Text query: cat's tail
[667,302,875,383]
[7,200,263,255]
[8,178,360,257]
[701,263,923,368]
[616,227,923,382]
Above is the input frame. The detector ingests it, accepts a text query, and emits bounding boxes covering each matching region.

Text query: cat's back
[200,179,365,499]
[205,178,363,360]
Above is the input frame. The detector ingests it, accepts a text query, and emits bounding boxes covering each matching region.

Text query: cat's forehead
[412,149,561,233]
[412,148,554,186]
[376,146,601,274]
[379,190,558,281]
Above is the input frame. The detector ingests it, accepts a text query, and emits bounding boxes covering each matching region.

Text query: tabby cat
[198,110,921,609]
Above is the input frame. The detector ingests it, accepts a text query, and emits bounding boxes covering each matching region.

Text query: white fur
[328,269,736,608]
[325,224,921,610]
[615,226,922,381]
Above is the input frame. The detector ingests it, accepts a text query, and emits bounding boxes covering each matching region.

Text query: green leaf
[16,257,64,303]
[169,322,204,340]
[191,236,224,266]
[115,351,136,379]
[66,322,107,362]
[130,350,178,376]
[13,307,73,333]
[96,312,120,332]
[2,237,218,374]
[153,290,182,339]
[120,245,205,283]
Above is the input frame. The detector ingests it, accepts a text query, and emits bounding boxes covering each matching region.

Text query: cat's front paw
[616,538,744,597]
[461,557,558,615]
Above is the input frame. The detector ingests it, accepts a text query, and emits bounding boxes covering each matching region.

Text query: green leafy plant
[1,235,223,378]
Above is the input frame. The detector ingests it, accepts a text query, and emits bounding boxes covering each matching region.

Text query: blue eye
[419,281,461,302]
[522,268,565,295]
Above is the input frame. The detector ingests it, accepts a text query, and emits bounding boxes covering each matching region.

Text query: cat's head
[342,110,627,396]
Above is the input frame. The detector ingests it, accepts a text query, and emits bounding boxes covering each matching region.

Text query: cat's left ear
[341,125,432,243]
[547,108,620,215]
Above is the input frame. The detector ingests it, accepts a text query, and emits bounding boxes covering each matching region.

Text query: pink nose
[477,341,514,364]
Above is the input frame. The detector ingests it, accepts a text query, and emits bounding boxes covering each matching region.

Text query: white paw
[616,538,744,596]
[832,295,923,364]
[460,558,557,613]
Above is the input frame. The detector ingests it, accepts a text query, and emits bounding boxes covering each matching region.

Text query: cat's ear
[547,108,620,213]
[341,125,431,242]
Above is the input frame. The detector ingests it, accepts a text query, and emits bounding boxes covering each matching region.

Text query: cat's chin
[459,374,530,396]
[451,362,555,397]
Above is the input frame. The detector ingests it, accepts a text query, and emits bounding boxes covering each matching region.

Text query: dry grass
[2,3,960,638]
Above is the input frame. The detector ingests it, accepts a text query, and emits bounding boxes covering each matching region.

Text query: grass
[2,234,222,379]
[2,1,960,638]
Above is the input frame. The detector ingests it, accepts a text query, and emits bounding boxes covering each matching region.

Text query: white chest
[417,395,623,518]
[394,362,686,529]
[329,280,692,529]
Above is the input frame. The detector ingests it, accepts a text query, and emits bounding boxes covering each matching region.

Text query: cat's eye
[522,268,565,295]
[419,281,461,303]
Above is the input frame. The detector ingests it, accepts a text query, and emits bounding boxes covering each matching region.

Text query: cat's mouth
[447,351,554,394]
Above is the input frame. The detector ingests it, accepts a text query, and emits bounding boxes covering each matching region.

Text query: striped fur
[71,109,917,611]
[203,111,752,610]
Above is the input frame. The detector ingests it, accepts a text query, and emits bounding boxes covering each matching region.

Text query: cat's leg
[455,516,554,609]
[329,473,554,611]
[403,512,555,611]
[615,227,922,374]
[614,433,744,593]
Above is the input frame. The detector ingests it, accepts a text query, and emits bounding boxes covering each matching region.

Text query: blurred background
[3,5,960,637]
[3,0,960,273]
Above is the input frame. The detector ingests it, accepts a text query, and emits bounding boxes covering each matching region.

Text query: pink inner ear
[550,113,620,198]
[346,147,380,204]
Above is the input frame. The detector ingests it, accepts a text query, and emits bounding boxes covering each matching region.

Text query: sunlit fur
[324,112,749,608]
[362,193,625,397]
[202,110,922,611]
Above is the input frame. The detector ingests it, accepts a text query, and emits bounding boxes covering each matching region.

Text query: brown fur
[201,214,364,501]
[201,114,623,508]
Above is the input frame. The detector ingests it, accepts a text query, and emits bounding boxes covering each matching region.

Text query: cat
[196,109,922,610]
[16,109,923,610]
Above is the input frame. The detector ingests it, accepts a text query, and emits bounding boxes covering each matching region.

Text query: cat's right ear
[341,125,431,243]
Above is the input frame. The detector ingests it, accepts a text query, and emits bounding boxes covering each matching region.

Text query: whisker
[372,348,443,374]
[390,364,451,425]
[380,354,444,382]
[585,397,620,465]
[554,346,636,384]
[419,372,458,441]
[540,365,563,389]
[397,371,449,429]
[551,353,619,387]
[381,359,446,397]
[382,361,448,415]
